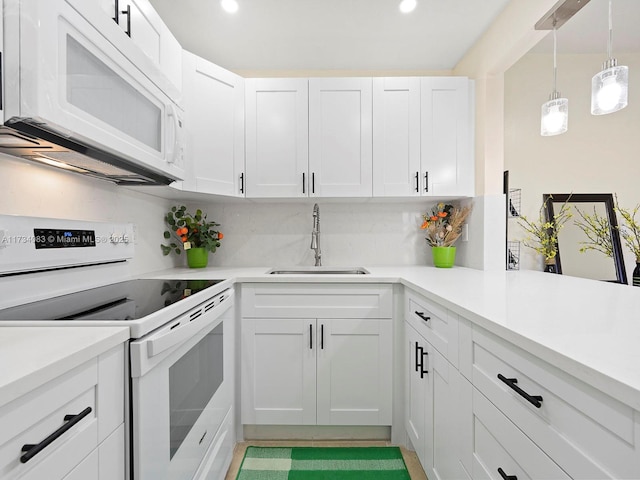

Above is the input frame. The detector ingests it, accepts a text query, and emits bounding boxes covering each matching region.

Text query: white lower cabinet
[469,326,640,479]
[241,284,393,426]
[405,320,467,480]
[471,388,570,480]
[0,344,126,480]
[243,317,392,426]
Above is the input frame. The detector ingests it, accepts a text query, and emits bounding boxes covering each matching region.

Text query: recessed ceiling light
[399,0,417,14]
[221,0,239,14]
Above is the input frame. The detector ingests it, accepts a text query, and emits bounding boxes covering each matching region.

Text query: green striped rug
[236,446,411,479]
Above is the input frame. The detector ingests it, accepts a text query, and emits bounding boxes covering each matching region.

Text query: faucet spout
[311,203,321,266]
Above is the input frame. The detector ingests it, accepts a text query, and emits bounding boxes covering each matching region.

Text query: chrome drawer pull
[497,374,543,408]
[414,311,430,322]
[20,407,92,463]
[498,467,517,480]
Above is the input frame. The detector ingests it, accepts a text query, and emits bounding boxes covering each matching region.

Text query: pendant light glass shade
[541,95,569,136]
[591,61,628,115]
[541,26,568,136]
[591,0,628,115]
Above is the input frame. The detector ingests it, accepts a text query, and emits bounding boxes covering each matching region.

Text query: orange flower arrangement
[421,202,472,247]
[161,205,223,256]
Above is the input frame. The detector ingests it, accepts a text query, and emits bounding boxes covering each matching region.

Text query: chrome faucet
[310,203,321,266]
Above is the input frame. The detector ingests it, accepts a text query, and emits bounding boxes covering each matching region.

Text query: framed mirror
[544,193,627,284]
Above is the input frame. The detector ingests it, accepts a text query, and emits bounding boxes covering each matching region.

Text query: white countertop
[146,265,640,411]
[0,326,129,409]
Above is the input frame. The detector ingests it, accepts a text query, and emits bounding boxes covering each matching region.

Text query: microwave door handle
[166,104,180,165]
[146,297,232,358]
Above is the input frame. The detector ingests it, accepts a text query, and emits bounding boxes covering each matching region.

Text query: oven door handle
[146,293,233,358]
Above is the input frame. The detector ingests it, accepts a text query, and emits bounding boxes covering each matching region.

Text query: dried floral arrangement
[421,203,472,247]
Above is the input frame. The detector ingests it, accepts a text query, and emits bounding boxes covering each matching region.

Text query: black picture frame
[543,193,627,284]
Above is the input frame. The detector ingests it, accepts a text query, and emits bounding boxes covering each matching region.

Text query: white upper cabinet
[245,79,309,198]
[421,77,474,197]
[309,78,373,197]
[372,77,421,197]
[95,0,182,102]
[374,77,474,197]
[182,51,245,196]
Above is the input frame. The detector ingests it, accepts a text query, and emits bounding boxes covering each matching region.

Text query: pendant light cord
[553,24,558,94]
[607,0,613,59]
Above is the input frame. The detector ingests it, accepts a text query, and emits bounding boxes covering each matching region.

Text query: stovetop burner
[0,279,223,321]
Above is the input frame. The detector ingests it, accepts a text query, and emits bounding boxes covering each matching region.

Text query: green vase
[186,247,209,268]
[431,246,456,268]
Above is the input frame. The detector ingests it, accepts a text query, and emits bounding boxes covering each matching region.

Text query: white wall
[180,198,487,268]
[0,153,176,304]
[504,52,640,278]
[0,150,488,285]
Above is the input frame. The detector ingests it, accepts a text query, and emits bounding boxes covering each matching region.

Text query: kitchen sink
[268,266,370,275]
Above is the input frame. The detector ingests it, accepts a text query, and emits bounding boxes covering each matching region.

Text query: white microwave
[0,0,184,185]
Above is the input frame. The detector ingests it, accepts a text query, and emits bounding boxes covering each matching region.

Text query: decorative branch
[573,206,614,257]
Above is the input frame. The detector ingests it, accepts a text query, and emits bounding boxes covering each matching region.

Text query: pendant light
[541,25,569,136]
[591,0,628,115]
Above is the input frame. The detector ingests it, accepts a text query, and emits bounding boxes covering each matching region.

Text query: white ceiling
[531,0,640,54]
[148,0,510,72]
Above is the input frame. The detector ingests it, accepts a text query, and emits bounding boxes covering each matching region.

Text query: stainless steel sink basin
[268,266,370,275]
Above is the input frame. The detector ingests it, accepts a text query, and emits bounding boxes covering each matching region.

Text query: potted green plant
[518,196,571,272]
[614,197,640,287]
[161,205,223,268]
[421,203,472,268]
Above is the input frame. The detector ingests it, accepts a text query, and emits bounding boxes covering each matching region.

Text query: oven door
[130,291,233,480]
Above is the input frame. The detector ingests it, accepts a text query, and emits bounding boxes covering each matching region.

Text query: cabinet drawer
[405,289,458,367]
[242,284,392,318]
[472,387,569,480]
[0,361,99,480]
[472,327,640,479]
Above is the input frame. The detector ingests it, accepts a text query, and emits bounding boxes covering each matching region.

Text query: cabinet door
[241,319,316,425]
[372,77,421,197]
[316,319,392,425]
[431,346,467,480]
[309,78,373,197]
[183,51,244,196]
[97,0,182,97]
[421,77,474,196]
[245,79,309,197]
[405,322,431,470]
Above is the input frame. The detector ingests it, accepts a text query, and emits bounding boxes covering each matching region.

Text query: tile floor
[224,440,428,480]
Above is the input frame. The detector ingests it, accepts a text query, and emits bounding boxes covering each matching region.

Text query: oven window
[168,322,223,459]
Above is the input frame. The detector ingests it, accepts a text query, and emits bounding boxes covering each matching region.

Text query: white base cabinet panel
[316,319,392,425]
[0,344,126,480]
[405,318,466,480]
[242,319,317,425]
[241,284,393,427]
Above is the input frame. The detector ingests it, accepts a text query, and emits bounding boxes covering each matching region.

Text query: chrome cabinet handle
[497,373,543,408]
[21,407,92,463]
